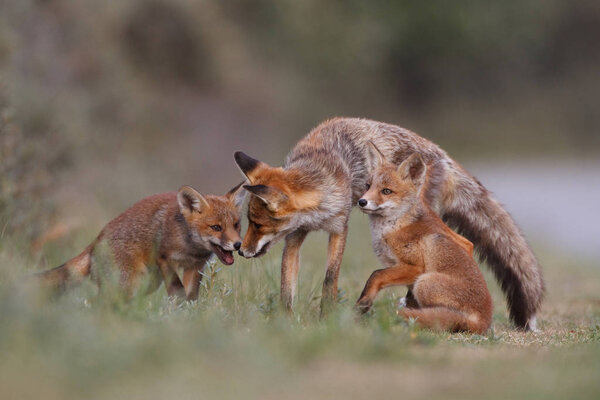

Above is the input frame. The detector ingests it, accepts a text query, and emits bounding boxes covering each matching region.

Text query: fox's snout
[357,197,379,212]
[237,244,261,258]
[238,247,252,257]
[218,239,242,252]
[238,233,273,258]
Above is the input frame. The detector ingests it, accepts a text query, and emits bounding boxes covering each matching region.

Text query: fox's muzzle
[358,198,379,212]
[238,233,273,258]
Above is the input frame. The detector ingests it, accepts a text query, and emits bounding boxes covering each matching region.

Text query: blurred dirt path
[466,159,600,261]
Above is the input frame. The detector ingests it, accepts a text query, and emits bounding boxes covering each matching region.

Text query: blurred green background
[1,0,599,248]
[1,1,599,399]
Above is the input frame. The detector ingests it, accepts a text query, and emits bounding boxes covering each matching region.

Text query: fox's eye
[234,221,240,230]
[366,183,371,190]
[210,225,222,232]
[253,222,262,230]
[381,188,392,195]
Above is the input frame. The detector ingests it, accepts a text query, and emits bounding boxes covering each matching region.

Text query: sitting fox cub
[36,184,245,300]
[356,145,493,334]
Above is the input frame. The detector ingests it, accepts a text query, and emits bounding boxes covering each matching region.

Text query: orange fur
[233,118,542,329]
[34,184,245,300]
[356,152,493,334]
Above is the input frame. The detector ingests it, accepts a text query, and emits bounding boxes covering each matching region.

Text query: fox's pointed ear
[367,141,387,167]
[397,153,427,186]
[234,151,268,183]
[225,182,247,211]
[243,184,287,212]
[177,186,209,216]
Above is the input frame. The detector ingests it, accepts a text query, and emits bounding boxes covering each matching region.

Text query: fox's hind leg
[117,260,155,300]
[320,227,348,316]
[398,307,485,333]
[404,272,491,334]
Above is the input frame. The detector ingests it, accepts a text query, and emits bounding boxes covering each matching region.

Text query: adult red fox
[234,117,543,330]
[356,147,493,334]
[35,184,245,300]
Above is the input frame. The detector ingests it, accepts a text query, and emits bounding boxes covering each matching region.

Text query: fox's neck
[281,165,352,234]
[400,201,447,241]
[174,211,213,258]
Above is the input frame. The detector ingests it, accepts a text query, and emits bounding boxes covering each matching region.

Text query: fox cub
[35,184,245,300]
[356,145,493,334]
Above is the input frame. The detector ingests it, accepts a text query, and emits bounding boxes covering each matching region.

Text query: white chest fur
[369,216,398,268]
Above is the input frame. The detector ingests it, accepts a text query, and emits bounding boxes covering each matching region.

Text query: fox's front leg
[280,229,308,312]
[320,227,348,316]
[356,264,423,313]
[158,259,185,298]
[182,267,204,301]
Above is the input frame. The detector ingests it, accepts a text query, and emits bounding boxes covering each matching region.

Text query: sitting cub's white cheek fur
[378,201,396,210]
[383,200,414,219]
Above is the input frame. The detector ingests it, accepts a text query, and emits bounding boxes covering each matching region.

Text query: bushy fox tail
[440,168,544,330]
[34,245,93,291]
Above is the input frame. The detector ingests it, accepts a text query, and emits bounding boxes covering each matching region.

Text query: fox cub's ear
[243,184,287,212]
[225,182,247,211]
[234,151,269,183]
[397,153,427,185]
[178,186,209,216]
[367,141,387,167]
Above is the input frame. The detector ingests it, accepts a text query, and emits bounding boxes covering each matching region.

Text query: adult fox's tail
[440,168,544,330]
[35,245,93,291]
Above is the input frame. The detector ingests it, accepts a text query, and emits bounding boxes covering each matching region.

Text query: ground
[0,212,598,400]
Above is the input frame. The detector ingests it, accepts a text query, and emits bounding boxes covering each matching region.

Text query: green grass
[1,212,599,400]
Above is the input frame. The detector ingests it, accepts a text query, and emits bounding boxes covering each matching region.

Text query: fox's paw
[397,297,407,309]
[355,298,373,314]
[526,316,540,333]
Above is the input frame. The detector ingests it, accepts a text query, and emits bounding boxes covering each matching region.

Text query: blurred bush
[0,86,70,244]
[2,0,597,147]
[122,1,208,86]
[0,0,598,244]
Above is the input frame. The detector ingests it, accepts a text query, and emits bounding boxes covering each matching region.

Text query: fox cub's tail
[441,169,544,330]
[34,245,93,291]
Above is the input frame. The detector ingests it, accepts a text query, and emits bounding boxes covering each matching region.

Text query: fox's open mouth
[211,244,235,265]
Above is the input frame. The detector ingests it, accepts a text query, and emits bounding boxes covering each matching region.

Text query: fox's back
[285,118,451,203]
[99,193,176,264]
[381,214,478,277]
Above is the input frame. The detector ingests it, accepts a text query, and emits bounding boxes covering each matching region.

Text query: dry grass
[0,212,598,400]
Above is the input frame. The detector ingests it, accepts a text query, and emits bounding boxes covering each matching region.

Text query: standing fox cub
[35,184,245,300]
[356,146,492,334]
